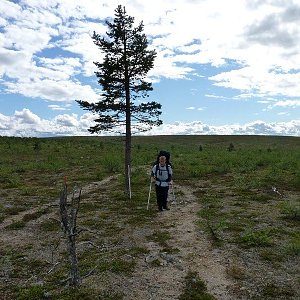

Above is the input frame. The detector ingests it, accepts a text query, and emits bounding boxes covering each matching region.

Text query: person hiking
[151,155,173,211]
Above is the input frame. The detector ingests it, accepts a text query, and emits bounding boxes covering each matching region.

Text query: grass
[22,209,49,222]
[5,220,27,230]
[15,285,46,300]
[178,271,217,300]
[146,230,171,248]
[281,200,300,221]
[259,249,284,262]
[40,218,61,232]
[285,239,300,256]
[238,229,274,248]
[226,264,247,280]
[262,282,295,298]
[0,135,299,299]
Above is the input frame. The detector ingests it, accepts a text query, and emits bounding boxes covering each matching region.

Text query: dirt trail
[119,183,236,300]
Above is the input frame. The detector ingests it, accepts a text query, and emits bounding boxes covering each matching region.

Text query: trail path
[118,182,236,300]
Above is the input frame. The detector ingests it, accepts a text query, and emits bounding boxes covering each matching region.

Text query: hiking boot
[158,207,163,212]
[163,206,170,210]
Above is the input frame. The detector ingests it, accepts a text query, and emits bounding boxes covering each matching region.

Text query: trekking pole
[128,165,132,199]
[171,183,176,207]
[147,178,152,210]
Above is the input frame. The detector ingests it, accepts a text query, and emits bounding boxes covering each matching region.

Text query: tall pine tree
[77,5,162,196]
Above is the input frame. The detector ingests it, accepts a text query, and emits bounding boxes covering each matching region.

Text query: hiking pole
[147,178,152,210]
[171,183,176,207]
[128,165,132,199]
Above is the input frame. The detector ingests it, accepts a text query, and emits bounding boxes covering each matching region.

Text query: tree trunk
[124,75,131,197]
[59,184,82,286]
[68,234,81,286]
[124,30,131,198]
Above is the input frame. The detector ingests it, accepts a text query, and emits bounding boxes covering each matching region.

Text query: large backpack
[153,150,172,183]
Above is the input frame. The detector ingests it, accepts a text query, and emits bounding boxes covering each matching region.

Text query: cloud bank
[0,109,299,137]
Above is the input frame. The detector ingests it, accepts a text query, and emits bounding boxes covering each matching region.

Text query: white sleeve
[151,166,156,176]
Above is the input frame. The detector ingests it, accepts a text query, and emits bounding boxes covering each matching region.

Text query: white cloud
[266,99,300,111]
[14,108,41,124]
[205,94,228,100]
[0,110,97,137]
[0,1,21,20]
[148,119,300,136]
[4,79,100,102]
[0,109,299,137]
[186,106,204,111]
[0,49,27,76]
[4,24,57,52]
[274,100,300,107]
[53,114,79,127]
[0,16,7,27]
[0,113,10,129]
[48,104,69,111]
[38,57,81,73]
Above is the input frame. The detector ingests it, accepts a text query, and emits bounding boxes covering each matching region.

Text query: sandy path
[120,183,236,300]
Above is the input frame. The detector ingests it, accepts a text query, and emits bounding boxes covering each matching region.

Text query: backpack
[153,150,172,184]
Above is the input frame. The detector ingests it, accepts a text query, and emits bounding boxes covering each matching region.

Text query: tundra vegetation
[0,135,299,299]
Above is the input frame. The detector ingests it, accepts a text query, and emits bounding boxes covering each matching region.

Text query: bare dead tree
[59,182,82,287]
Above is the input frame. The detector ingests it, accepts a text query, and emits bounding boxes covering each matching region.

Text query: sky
[0,0,300,137]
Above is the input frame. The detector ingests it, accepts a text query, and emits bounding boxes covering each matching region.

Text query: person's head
[159,156,166,166]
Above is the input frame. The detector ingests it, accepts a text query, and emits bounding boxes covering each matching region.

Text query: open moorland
[0,135,299,299]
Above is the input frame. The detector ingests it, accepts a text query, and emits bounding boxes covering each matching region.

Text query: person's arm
[168,165,173,184]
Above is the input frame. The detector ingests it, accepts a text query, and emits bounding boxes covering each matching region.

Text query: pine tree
[77,5,162,196]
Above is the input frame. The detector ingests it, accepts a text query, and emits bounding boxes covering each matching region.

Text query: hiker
[151,155,173,211]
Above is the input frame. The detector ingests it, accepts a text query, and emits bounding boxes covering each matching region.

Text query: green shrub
[40,218,61,231]
[147,230,171,248]
[238,229,273,247]
[179,271,216,300]
[262,283,294,298]
[281,201,300,221]
[5,221,26,230]
[102,157,121,173]
[285,240,300,256]
[16,285,45,300]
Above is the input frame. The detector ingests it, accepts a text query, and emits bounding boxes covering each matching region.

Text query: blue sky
[0,0,300,137]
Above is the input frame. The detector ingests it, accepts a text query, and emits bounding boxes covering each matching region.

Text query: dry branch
[59,183,82,287]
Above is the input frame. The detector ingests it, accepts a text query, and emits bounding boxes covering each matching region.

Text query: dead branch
[59,183,82,287]
[81,266,97,279]
[46,262,61,275]
[77,240,116,252]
